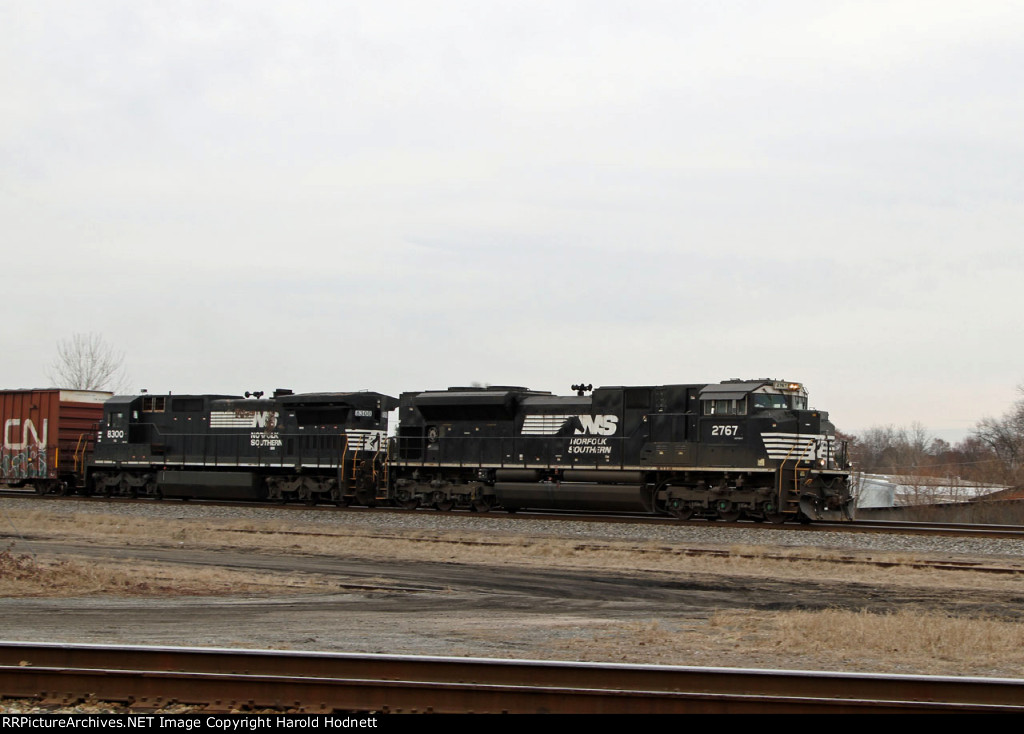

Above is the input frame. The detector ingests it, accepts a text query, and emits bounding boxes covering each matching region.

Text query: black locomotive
[81,378,852,522]
[89,389,396,506]
[391,379,851,522]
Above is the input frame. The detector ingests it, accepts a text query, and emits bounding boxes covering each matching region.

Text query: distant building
[856,474,897,508]
[855,473,1006,509]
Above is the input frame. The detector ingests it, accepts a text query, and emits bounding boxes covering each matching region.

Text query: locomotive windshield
[750,394,808,410]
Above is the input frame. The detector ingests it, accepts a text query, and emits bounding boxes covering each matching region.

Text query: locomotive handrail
[74,432,87,473]
[777,443,801,511]
[776,437,816,511]
[369,436,382,480]
[73,429,97,476]
[339,434,349,485]
[381,436,394,495]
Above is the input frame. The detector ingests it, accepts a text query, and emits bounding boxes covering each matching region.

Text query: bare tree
[48,333,129,392]
[973,385,1024,484]
[851,423,934,475]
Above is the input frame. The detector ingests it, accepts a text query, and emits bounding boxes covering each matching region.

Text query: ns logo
[252,411,277,429]
[574,415,619,436]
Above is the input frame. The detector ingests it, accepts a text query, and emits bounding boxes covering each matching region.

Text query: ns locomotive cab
[390,379,852,522]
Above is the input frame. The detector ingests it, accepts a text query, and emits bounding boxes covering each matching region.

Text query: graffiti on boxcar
[2,418,49,479]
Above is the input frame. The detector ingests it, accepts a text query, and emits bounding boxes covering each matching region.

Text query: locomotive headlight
[818,458,826,467]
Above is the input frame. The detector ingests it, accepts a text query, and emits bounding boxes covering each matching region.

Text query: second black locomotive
[90,389,396,506]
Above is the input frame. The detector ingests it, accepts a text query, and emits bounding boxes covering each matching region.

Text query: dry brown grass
[536,610,1024,676]
[770,608,1024,670]
[0,545,332,597]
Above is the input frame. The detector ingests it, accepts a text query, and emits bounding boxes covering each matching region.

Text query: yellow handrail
[339,434,349,484]
[73,432,91,473]
[776,440,810,509]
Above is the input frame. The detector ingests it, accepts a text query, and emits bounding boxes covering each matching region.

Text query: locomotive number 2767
[711,425,739,436]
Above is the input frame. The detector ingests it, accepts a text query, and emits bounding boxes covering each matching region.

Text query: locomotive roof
[103,395,137,409]
[699,381,767,398]
[104,394,240,408]
[441,386,539,392]
[414,389,523,408]
[211,397,276,407]
[278,392,399,410]
[278,391,395,402]
[699,379,806,399]
[519,395,590,409]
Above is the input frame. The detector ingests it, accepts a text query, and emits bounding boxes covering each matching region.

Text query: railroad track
[5,488,1024,541]
[2,642,1023,714]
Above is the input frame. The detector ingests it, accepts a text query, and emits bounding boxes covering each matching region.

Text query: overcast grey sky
[2,1,1022,440]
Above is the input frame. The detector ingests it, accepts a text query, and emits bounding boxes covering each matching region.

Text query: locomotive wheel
[713,499,740,522]
[471,497,494,513]
[434,500,455,512]
[765,513,788,524]
[395,490,420,510]
[353,489,376,507]
[669,506,694,521]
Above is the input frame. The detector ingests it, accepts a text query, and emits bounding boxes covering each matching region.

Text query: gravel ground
[5,495,1024,559]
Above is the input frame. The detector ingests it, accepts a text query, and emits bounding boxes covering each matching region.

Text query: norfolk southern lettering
[568,437,612,454]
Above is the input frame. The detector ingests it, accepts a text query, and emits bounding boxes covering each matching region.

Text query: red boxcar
[1,389,111,493]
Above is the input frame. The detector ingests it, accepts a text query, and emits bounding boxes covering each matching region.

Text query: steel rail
[2,642,1023,714]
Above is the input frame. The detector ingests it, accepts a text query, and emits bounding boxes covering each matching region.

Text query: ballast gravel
[4,495,1024,560]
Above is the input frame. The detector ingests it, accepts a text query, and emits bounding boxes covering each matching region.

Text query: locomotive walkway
[2,642,1023,713]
